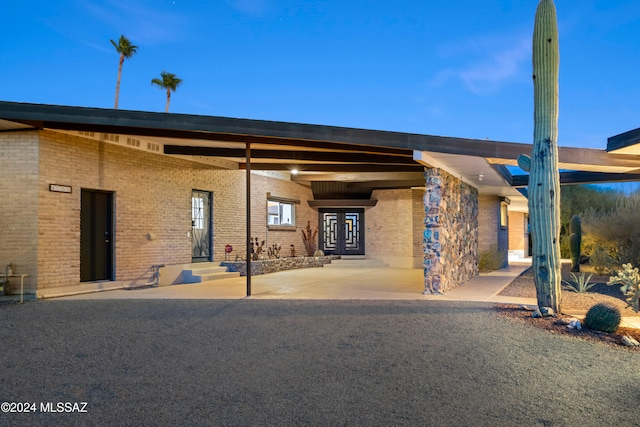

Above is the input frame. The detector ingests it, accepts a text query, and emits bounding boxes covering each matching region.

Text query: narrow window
[500,202,508,228]
[192,197,204,229]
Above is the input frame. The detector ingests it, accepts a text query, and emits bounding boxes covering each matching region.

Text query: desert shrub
[582,194,640,271]
[478,245,506,272]
[607,263,640,313]
[562,272,596,293]
[559,233,571,259]
[583,303,621,333]
[560,185,619,258]
[587,246,616,275]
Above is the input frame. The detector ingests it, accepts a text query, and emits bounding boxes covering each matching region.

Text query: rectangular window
[267,200,295,226]
[500,202,508,228]
[192,197,204,229]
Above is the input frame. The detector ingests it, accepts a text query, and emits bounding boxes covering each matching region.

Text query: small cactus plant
[583,303,621,333]
[569,215,582,272]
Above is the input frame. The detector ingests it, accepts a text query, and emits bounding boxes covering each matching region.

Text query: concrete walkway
[53,262,640,329]
[57,263,532,302]
[7,261,639,328]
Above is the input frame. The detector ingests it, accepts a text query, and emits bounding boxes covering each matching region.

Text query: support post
[246,141,252,296]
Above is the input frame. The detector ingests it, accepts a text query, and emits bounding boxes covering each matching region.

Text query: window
[192,196,204,229]
[267,200,295,226]
[500,202,508,228]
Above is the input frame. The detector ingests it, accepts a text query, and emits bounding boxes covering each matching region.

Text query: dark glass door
[80,190,114,281]
[192,190,213,262]
[319,209,365,255]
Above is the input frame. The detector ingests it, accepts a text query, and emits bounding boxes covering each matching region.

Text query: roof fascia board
[0,101,537,156]
[607,127,640,152]
[511,171,640,187]
[2,101,640,169]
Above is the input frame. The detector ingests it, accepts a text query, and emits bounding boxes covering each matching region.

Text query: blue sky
[2,0,640,150]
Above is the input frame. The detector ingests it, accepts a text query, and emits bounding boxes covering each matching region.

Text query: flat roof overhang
[2,101,640,203]
[608,127,640,155]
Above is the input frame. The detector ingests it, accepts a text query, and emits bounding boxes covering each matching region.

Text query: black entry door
[192,190,213,262]
[80,190,113,282]
[319,209,365,255]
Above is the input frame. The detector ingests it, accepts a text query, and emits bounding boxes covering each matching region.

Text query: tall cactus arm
[529,0,562,312]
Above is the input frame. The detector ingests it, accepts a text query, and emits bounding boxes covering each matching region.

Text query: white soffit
[0,119,34,131]
[413,150,507,189]
[486,157,638,173]
[609,143,640,156]
[414,150,528,211]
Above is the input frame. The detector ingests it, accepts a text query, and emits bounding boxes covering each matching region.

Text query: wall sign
[49,184,72,193]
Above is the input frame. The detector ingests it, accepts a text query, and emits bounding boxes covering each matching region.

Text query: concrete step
[182,262,240,283]
[325,258,389,268]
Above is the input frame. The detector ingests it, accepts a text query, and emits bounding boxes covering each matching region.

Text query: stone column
[423,168,479,294]
[423,169,442,294]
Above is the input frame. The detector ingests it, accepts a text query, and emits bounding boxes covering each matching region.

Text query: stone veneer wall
[221,255,337,276]
[423,168,479,294]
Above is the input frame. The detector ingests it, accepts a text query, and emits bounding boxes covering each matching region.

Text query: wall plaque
[49,184,72,193]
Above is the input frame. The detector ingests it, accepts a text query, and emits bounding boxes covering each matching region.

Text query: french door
[319,209,365,256]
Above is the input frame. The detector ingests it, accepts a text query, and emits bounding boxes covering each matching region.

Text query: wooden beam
[511,171,640,187]
[348,180,426,189]
[164,145,417,164]
[241,163,424,172]
[294,171,424,182]
[308,199,378,208]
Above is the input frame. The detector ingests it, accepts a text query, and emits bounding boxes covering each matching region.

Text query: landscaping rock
[568,319,582,330]
[621,335,640,347]
[540,307,555,317]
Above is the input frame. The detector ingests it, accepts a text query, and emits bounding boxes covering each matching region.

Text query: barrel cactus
[526,0,562,313]
[569,215,582,272]
[583,303,621,333]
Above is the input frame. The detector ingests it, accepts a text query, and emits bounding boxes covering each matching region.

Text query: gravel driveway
[1,299,638,426]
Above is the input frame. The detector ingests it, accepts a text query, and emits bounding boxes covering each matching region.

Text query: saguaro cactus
[569,215,582,272]
[524,0,562,313]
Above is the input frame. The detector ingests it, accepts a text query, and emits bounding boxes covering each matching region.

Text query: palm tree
[151,71,183,112]
[110,35,138,109]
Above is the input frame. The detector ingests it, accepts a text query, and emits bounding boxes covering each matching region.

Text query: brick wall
[478,194,498,252]
[247,173,316,259]
[477,194,509,267]
[0,131,39,293]
[32,130,315,289]
[365,188,424,268]
[509,211,526,253]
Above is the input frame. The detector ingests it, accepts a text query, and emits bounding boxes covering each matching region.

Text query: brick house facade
[3,129,510,295]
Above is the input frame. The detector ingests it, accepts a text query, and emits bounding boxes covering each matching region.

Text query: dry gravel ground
[498,264,640,349]
[1,299,640,426]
